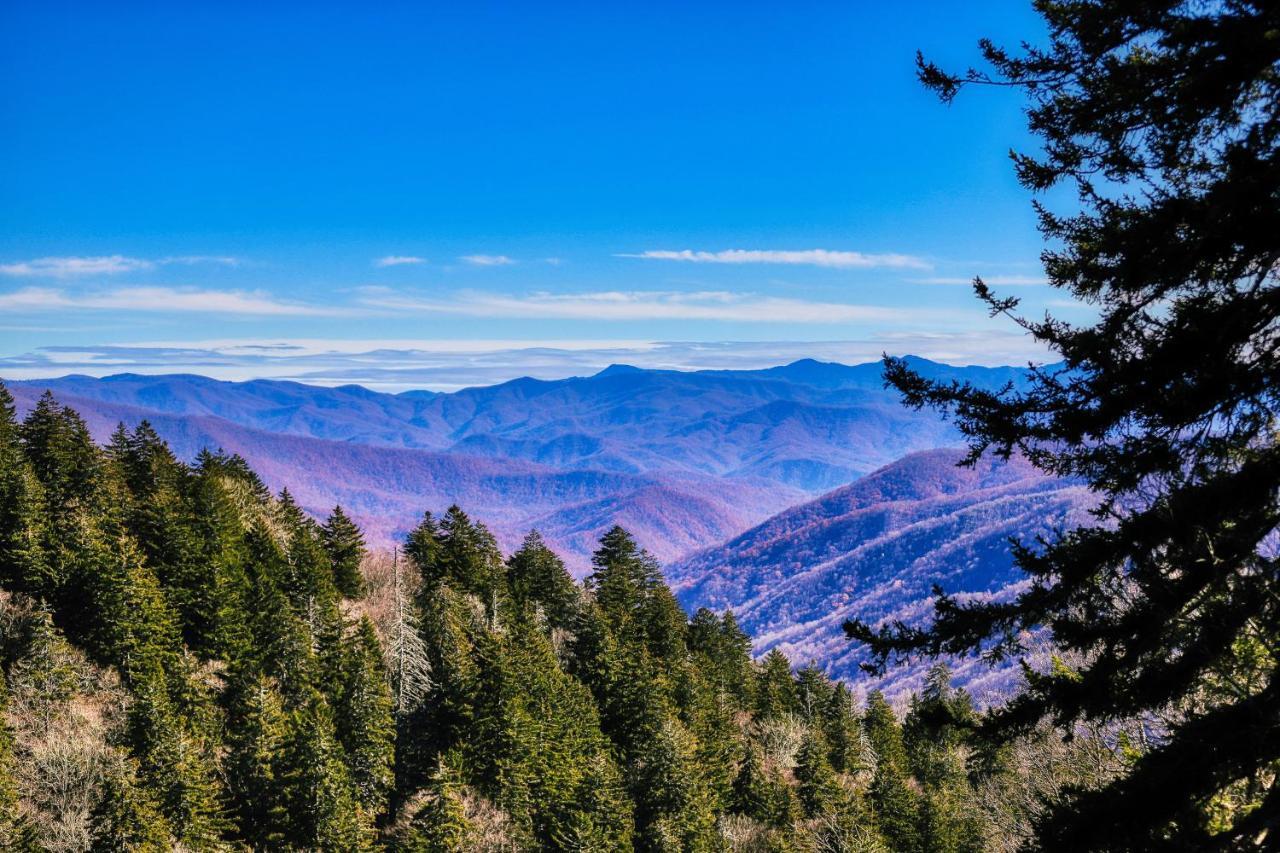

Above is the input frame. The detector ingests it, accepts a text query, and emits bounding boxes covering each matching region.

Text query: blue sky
[0,1,1076,390]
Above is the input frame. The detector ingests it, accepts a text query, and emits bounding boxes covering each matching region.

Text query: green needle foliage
[322,505,368,599]
[0,388,1131,849]
[847,1,1280,848]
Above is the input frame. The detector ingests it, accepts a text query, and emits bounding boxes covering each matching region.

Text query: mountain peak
[594,363,644,377]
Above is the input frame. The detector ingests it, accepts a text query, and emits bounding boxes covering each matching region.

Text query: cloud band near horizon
[0,255,241,277]
[617,248,930,269]
[0,334,1053,392]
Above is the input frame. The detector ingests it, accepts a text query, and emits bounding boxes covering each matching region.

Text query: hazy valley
[8,358,1070,700]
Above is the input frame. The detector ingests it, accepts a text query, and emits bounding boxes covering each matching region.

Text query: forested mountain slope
[0,385,1122,851]
[6,385,801,569]
[6,359,1024,570]
[11,357,1024,492]
[669,449,1095,700]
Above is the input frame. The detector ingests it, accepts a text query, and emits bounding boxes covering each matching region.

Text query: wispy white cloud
[912,275,1049,286]
[0,254,241,277]
[0,334,1053,391]
[617,249,930,270]
[459,254,515,266]
[157,255,242,267]
[0,256,156,277]
[356,289,912,324]
[374,255,426,268]
[0,286,343,317]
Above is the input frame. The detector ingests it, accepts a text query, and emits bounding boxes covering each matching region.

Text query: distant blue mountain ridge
[6,357,1038,567]
[11,357,1034,491]
[6,358,1072,694]
[668,447,1094,701]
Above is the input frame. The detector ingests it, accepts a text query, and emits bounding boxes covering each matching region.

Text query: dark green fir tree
[321,505,366,599]
[847,1,1280,847]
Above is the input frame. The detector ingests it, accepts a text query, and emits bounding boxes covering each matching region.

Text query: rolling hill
[667,448,1095,701]
[7,359,1054,601]
[10,357,1028,492]
[7,385,799,570]
[5,361,1086,698]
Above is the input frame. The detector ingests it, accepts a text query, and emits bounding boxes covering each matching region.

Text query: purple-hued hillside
[6,358,1029,568]
[667,448,1095,701]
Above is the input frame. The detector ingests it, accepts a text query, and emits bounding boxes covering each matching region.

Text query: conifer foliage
[0,388,1121,849]
[848,1,1280,848]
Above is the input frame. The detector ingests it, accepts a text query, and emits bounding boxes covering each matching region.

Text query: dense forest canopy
[850,0,1280,848]
[0,386,1126,850]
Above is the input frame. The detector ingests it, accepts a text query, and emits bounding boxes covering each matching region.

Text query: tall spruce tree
[754,649,798,720]
[336,617,396,820]
[506,531,580,629]
[0,384,49,599]
[436,505,505,610]
[864,691,921,853]
[795,728,843,820]
[281,694,371,849]
[89,763,174,852]
[321,505,366,599]
[122,660,227,848]
[405,756,474,852]
[846,2,1280,848]
[224,674,289,848]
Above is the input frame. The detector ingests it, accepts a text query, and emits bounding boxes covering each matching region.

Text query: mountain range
[6,357,1027,568]
[668,448,1094,700]
[5,358,1077,696]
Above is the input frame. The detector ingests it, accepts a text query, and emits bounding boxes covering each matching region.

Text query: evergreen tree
[83,528,182,683]
[681,670,738,816]
[588,526,686,665]
[403,511,442,590]
[186,460,252,657]
[405,756,474,853]
[863,691,921,853]
[729,745,764,816]
[0,670,33,850]
[109,423,202,641]
[399,582,480,790]
[903,664,976,789]
[17,393,106,628]
[0,383,49,598]
[321,505,366,598]
[718,611,754,708]
[89,763,174,852]
[795,728,842,819]
[846,2,1280,848]
[821,682,863,774]
[336,617,396,819]
[630,716,718,851]
[686,608,754,710]
[794,663,834,723]
[551,753,634,852]
[281,694,371,849]
[506,530,580,629]
[241,522,317,707]
[754,649,797,720]
[436,505,505,609]
[730,747,789,827]
[18,391,102,525]
[122,660,227,848]
[224,674,289,848]
[902,666,984,853]
[4,603,78,712]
